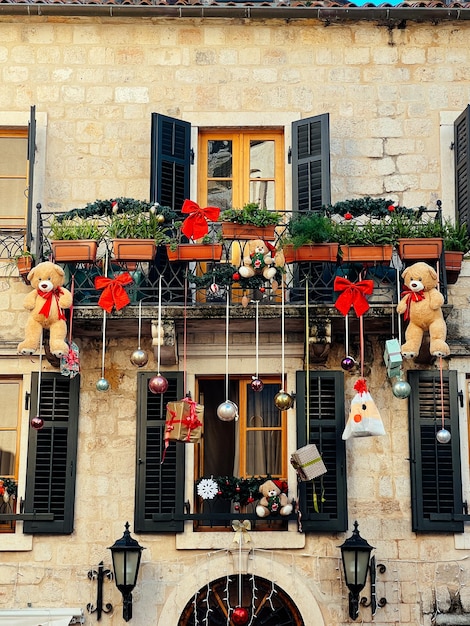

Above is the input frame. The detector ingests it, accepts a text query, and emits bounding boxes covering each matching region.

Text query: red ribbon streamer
[94,273,133,313]
[353,378,368,394]
[38,288,66,320]
[180,199,221,240]
[334,277,374,317]
[162,397,202,462]
[400,287,425,321]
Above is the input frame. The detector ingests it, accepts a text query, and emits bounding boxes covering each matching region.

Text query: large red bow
[38,288,66,320]
[334,277,374,317]
[180,199,220,240]
[400,288,425,321]
[94,273,133,313]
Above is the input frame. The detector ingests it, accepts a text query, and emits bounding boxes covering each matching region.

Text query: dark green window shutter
[135,372,185,533]
[26,105,36,249]
[455,105,470,233]
[292,114,331,213]
[409,370,464,533]
[150,113,191,213]
[24,373,80,534]
[295,370,347,532]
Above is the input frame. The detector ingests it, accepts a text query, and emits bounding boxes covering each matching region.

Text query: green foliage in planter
[50,217,102,241]
[107,211,171,242]
[283,212,334,248]
[443,220,470,252]
[330,219,397,246]
[189,263,283,291]
[324,197,425,219]
[220,202,281,227]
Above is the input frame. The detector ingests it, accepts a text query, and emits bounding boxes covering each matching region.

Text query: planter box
[283,243,339,263]
[221,222,276,240]
[340,244,394,262]
[445,250,464,284]
[52,240,98,262]
[166,243,223,262]
[397,238,443,260]
[112,239,156,261]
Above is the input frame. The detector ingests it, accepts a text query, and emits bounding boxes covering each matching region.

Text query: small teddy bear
[396,261,450,359]
[17,261,73,358]
[239,239,284,281]
[256,479,293,517]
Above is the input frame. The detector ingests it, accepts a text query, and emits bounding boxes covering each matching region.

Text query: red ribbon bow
[94,273,133,313]
[181,199,221,240]
[334,277,374,317]
[38,288,66,320]
[400,287,425,321]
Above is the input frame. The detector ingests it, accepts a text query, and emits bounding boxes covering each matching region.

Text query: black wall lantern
[339,521,387,620]
[109,522,145,622]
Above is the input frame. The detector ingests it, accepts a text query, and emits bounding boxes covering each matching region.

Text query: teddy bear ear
[53,264,65,278]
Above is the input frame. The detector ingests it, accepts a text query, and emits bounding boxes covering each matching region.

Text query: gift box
[383,338,402,379]
[165,398,204,444]
[290,444,327,481]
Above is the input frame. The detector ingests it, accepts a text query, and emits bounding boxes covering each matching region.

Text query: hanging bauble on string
[149,374,169,394]
[392,378,411,399]
[436,428,451,444]
[30,415,44,430]
[232,607,249,626]
[96,377,110,392]
[156,214,165,224]
[210,283,219,294]
[251,377,264,392]
[341,356,357,372]
[130,349,148,368]
[217,400,238,422]
[274,391,294,410]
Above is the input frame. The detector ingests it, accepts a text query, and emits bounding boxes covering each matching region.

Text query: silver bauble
[130,349,149,367]
[436,428,451,444]
[274,391,294,410]
[217,400,239,422]
[96,377,110,392]
[392,379,411,399]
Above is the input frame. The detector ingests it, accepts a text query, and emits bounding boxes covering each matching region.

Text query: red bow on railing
[181,199,221,240]
[400,288,425,321]
[334,277,374,317]
[94,273,133,313]
[38,288,66,320]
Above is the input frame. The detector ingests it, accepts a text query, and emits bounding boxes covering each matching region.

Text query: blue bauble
[392,379,411,399]
[96,377,110,392]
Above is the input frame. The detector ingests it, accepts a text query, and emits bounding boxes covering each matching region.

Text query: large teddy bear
[256,479,293,517]
[17,261,73,358]
[239,239,285,281]
[396,261,450,359]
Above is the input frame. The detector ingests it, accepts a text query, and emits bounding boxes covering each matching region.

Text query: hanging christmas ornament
[274,391,294,410]
[210,282,219,294]
[218,291,238,421]
[149,374,169,394]
[130,300,148,367]
[341,356,357,372]
[30,415,44,430]
[275,281,293,411]
[232,607,249,625]
[250,301,264,392]
[392,377,411,399]
[96,377,110,392]
[436,357,451,444]
[148,276,168,394]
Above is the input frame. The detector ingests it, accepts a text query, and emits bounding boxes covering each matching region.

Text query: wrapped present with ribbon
[290,444,327,481]
[165,397,204,446]
[383,338,402,379]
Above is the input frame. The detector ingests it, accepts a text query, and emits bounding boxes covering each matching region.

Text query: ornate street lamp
[339,521,374,620]
[109,522,144,622]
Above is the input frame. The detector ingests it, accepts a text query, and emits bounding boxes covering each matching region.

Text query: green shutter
[409,370,464,533]
[455,106,470,233]
[292,114,331,213]
[135,372,185,533]
[295,370,347,532]
[150,113,191,213]
[24,373,80,534]
[26,105,36,250]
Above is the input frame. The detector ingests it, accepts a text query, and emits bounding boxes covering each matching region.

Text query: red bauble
[233,272,240,281]
[251,378,264,392]
[259,287,265,293]
[232,607,249,625]
[148,375,169,394]
[30,415,44,430]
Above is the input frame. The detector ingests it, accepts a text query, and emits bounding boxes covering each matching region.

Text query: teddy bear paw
[256,505,268,518]
[280,504,293,516]
[430,341,450,357]
[17,345,36,355]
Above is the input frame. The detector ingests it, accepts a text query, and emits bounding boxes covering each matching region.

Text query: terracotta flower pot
[397,238,443,260]
[166,243,223,262]
[112,239,156,261]
[445,250,464,284]
[52,240,98,262]
[283,243,339,263]
[339,244,394,262]
[221,222,276,241]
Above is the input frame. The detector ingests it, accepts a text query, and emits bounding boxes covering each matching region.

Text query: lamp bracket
[87,561,113,621]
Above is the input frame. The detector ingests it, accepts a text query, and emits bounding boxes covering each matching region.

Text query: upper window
[198,130,284,211]
[0,128,28,228]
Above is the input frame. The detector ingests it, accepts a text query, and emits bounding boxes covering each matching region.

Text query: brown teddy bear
[239,239,284,281]
[255,479,292,517]
[17,261,73,358]
[396,261,450,359]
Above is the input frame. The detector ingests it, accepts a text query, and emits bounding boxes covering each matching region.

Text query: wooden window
[295,370,348,533]
[408,370,464,533]
[454,106,470,234]
[198,130,284,211]
[0,128,28,227]
[23,373,80,534]
[0,378,22,533]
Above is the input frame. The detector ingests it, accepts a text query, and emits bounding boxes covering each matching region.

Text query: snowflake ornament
[197,478,219,500]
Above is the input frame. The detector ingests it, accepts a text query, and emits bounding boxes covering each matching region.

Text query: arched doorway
[178,574,304,625]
